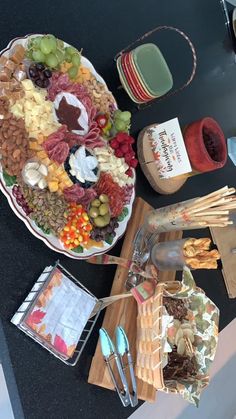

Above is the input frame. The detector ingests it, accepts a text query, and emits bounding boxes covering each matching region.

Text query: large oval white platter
[0,34,135,259]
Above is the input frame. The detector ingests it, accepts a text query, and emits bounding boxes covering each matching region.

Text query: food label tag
[147,117,192,178]
[131,279,156,304]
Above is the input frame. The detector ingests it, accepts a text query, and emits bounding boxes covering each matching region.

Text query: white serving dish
[0,34,135,259]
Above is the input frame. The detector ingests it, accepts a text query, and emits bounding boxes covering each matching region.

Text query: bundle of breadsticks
[146,186,236,233]
[183,238,220,269]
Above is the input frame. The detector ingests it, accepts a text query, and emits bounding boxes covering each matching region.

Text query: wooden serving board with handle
[210,225,236,298]
[88,197,182,402]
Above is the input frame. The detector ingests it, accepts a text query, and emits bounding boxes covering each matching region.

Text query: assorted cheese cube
[94,146,133,187]
[29,138,73,194]
[10,79,60,138]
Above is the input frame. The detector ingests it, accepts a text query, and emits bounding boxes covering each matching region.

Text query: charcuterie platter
[0,34,136,259]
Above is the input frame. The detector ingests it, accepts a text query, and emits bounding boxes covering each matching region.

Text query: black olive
[44,68,52,78]
[42,78,50,88]
[29,67,38,79]
[35,62,45,71]
[35,78,45,88]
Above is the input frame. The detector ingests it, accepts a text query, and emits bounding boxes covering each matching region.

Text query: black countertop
[0,1,236,418]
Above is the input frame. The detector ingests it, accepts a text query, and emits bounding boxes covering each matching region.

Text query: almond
[13,148,21,159]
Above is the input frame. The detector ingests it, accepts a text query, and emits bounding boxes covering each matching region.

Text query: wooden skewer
[210,204,236,211]
[180,222,208,228]
[221,198,236,205]
[193,186,229,203]
[193,210,229,216]
[188,198,229,215]
[187,194,233,213]
[187,190,236,213]
[222,188,236,196]
[221,207,236,211]
[191,217,230,223]
[207,222,233,227]
[187,194,223,211]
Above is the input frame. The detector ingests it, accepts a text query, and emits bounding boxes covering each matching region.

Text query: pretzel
[183,238,220,269]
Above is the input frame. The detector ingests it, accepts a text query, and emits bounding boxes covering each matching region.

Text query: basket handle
[115,26,197,107]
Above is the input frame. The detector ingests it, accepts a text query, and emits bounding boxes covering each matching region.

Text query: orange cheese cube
[48,181,59,192]
[42,157,51,166]
[29,141,41,151]
[55,166,65,176]
[37,134,46,144]
[37,150,47,159]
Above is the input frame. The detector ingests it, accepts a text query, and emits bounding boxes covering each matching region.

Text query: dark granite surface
[0,0,236,418]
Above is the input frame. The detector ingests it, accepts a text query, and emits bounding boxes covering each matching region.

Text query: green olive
[91,199,101,208]
[99,203,109,216]
[94,216,106,227]
[89,207,99,218]
[99,194,109,203]
[103,213,111,226]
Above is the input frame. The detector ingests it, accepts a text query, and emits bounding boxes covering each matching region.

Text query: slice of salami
[63,184,85,202]
[47,141,69,164]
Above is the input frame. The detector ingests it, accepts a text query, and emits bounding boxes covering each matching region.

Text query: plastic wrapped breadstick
[143,186,236,234]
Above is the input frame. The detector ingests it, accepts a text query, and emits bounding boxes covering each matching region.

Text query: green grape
[68,65,78,79]
[115,119,127,131]
[119,111,131,122]
[47,34,57,52]
[26,49,33,59]
[57,39,64,49]
[55,49,65,63]
[65,46,78,56]
[29,36,41,49]
[40,37,53,55]
[114,110,122,118]
[45,53,59,68]
[65,53,72,63]
[32,49,46,62]
[71,53,81,67]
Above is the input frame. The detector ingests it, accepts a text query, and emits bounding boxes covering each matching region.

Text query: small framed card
[147,117,191,178]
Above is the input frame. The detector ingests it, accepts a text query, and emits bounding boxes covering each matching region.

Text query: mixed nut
[20,183,68,235]
[83,74,115,115]
[0,99,33,176]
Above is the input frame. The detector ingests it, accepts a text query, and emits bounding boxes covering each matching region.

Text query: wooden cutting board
[210,226,236,298]
[88,197,182,402]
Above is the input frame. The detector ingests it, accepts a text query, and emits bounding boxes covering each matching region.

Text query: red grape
[115,149,123,158]
[110,139,119,149]
[120,144,129,154]
[129,158,138,168]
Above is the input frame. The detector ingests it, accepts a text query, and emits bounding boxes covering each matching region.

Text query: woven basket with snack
[136,268,219,406]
